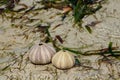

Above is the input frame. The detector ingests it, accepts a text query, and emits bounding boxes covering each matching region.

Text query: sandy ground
[0,0,120,80]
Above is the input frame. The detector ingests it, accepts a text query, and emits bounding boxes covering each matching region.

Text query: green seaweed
[1,64,11,71]
[41,0,104,32]
[0,0,9,5]
[85,25,92,33]
[63,47,82,54]
[70,0,102,31]
[108,42,114,56]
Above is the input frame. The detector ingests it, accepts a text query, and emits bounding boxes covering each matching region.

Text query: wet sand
[0,0,120,80]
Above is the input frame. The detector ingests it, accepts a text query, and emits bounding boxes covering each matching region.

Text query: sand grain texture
[0,0,120,80]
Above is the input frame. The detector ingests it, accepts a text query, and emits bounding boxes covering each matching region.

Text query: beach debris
[52,50,75,69]
[28,43,56,65]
